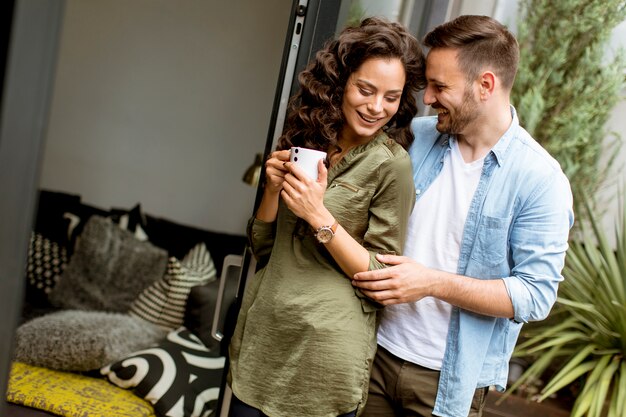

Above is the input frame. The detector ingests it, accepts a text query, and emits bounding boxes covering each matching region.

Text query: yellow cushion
[7,361,156,417]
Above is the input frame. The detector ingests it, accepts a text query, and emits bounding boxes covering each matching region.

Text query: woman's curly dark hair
[276,16,426,152]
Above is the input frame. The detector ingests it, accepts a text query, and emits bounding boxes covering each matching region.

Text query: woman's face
[340,57,406,144]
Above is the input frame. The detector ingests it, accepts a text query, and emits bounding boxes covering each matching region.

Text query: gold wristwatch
[315,221,338,244]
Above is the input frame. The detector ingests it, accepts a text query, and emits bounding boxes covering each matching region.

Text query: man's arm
[352,254,514,318]
[353,168,574,322]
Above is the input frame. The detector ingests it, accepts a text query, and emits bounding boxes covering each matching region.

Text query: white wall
[39,0,291,235]
[599,19,626,236]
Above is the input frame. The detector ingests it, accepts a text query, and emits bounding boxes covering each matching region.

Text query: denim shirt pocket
[470,214,511,267]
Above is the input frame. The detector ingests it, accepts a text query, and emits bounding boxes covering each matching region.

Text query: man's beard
[436,87,479,135]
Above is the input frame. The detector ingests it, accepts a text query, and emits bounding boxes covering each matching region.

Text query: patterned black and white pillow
[25,232,68,304]
[129,243,217,330]
[101,327,225,417]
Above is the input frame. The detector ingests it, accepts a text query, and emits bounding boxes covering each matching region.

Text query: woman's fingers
[263,150,292,190]
[272,149,290,162]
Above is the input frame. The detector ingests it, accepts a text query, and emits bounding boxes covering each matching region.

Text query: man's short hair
[424,15,519,90]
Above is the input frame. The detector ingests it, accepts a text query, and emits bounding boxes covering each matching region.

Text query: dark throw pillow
[101,327,225,417]
[48,215,168,312]
[183,281,221,353]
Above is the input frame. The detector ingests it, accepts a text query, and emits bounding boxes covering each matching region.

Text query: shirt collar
[489,105,519,167]
[441,106,519,167]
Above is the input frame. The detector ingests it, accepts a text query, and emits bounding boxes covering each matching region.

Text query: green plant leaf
[557,298,619,338]
[608,362,626,417]
[514,316,589,355]
[524,331,587,354]
[575,355,612,406]
[572,383,595,417]
[572,355,618,417]
[590,356,619,417]
[539,360,597,400]
[505,346,562,397]
[540,344,596,394]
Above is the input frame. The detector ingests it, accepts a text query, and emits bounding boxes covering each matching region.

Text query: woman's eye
[385,96,400,103]
[358,87,373,96]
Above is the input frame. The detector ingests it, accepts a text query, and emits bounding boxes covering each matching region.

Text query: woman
[228,17,425,417]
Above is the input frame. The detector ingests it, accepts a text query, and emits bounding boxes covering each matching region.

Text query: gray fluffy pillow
[48,215,168,312]
[13,310,168,371]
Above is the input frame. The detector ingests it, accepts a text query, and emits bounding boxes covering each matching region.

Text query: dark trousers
[228,394,358,417]
[361,346,488,417]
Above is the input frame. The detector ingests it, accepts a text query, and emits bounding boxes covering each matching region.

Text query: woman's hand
[281,159,332,227]
[283,159,370,276]
[264,150,290,194]
[254,150,290,223]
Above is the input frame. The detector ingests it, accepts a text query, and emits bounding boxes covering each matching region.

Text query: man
[352,15,574,417]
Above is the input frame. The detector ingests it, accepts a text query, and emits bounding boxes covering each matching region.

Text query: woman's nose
[367,96,384,113]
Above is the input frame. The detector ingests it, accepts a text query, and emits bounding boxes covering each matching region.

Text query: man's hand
[352,254,434,305]
[353,254,515,317]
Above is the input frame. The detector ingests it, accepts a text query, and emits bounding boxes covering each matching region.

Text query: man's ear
[479,71,496,100]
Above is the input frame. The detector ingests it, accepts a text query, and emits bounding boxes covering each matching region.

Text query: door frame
[0,0,66,413]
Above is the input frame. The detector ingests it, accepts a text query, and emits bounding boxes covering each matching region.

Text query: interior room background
[39,0,291,235]
[40,0,626,237]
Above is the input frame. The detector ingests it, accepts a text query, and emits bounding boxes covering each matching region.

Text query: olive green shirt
[229,134,415,417]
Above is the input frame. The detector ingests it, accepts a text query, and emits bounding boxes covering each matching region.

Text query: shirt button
[416,189,421,195]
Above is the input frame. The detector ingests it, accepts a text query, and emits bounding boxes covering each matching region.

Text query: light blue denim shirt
[408,108,574,417]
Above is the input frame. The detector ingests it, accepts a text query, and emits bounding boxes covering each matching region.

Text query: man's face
[423,48,480,135]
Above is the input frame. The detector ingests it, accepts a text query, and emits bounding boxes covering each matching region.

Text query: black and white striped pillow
[129,243,216,330]
[101,327,225,417]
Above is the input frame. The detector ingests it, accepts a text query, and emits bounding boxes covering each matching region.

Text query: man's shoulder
[411,116,439,138]
[409,116,442,154]
[503,127,573,205]
[510,126,564,174]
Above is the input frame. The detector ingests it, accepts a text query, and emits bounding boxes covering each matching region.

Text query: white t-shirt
[377,137,484,370]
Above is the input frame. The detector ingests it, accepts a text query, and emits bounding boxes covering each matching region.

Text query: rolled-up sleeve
[247,217,276,263]
[503,171,574,323]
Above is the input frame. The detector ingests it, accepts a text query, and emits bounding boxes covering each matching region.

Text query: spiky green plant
[507,193,626,417]
[512,0,626,217]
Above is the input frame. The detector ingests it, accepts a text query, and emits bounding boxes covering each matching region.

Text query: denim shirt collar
[488,105,519,167]
[440,106,519,168]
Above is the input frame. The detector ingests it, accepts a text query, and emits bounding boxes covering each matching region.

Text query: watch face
[316,227,333,243]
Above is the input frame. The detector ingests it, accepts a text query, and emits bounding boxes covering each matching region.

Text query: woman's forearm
[255,188,281,223]
[307,213,370,278]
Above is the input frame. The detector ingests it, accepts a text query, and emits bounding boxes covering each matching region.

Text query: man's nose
[423,85,435,105]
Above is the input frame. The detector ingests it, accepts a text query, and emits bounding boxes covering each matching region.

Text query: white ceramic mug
[289,147,327,180]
